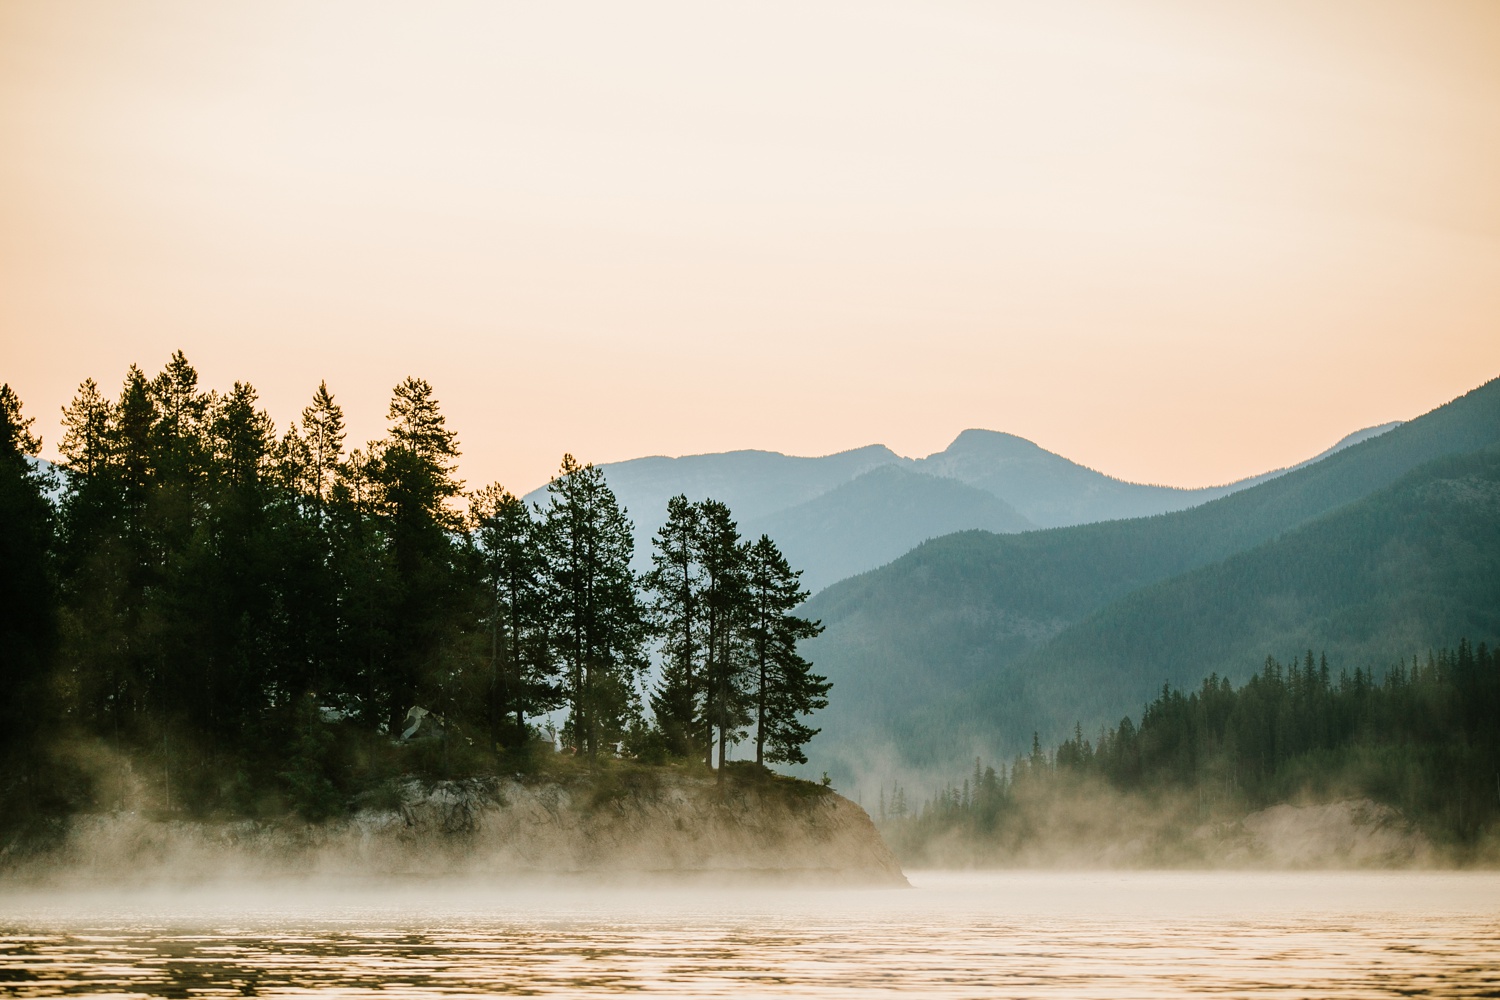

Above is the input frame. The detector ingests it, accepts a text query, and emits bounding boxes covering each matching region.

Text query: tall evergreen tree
[373,377,464,734]
[112,365,156,529]
[643,495,706,760]
[0,385,57,778]
[58,377,112,479]
[139,355,217,743]
[55,373,129,739]
[147,350,210,491]
[191,381,278,740]
[300,380,345,507]
[90,365,160,737]
[538,455,647,757]
[743,534,828,766]
[469,483,556,750]
[698,500,750,776]
[212,382,274,488]
[328,443,399,730]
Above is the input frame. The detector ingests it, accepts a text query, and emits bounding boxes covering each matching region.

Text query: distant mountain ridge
[741,465,1035,592]
[521,424,1398,591]
[917,422,1401,528]
[792,377,1499,786]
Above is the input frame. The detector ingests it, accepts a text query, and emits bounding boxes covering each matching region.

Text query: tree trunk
[756,651,766,766]
[717,715,727,782]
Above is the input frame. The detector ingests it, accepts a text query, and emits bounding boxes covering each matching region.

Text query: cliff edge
[17,765,907,886]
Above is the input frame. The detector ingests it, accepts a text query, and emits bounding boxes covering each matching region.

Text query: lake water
[1,871,1497,997]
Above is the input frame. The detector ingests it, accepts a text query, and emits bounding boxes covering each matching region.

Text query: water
[2,871,1497,998]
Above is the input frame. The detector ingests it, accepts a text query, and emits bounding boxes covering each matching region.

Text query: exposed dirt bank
[4,768,907,886]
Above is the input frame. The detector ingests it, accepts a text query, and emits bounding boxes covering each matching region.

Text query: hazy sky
[3,0,1497,494]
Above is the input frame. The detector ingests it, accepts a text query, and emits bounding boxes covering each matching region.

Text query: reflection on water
[2,872,1497,998]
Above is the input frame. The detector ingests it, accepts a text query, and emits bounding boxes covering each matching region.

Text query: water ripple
[1,872,1496,998]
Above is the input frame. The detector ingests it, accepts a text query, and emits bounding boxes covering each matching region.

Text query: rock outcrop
[24,768,907,886]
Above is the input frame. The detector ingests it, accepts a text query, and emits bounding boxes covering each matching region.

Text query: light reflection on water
[1,871,1497,998]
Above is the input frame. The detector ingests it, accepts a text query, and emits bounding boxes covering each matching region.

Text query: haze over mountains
[523,422,1397,593]
[915,422,1399,529]
[795,377,1500,790]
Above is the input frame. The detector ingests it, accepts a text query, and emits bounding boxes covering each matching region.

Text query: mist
[0,738,904,892]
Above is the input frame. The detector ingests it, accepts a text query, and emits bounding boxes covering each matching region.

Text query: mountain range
[522,422,1397,593]
[794,377,1500,789]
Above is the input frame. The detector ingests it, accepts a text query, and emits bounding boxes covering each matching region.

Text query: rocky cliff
[20,767,907,886]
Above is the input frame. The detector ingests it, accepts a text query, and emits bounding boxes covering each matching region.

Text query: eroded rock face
[22,771,908,886]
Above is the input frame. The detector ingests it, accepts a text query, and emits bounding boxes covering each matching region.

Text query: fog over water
[2,872,1496,997]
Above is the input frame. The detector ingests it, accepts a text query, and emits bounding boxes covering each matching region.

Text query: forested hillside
[802,377,1500,782]
[884,642,1500,864]
[1004,446,1500,739]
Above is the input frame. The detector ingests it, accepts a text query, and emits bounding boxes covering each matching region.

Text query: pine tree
[380,376,463,531]
[643,495,706,760]
[470,483,556,750]
[743,534,827,766]
[698,500,749,776]
[0,383,42,456]
[373,377,465,734]
[193,381,279,739]
[275,421,314,496]
[147,349,209,487]
[538,455,647,757]
[329,444,398,731]
[58,378,113,478]
[54,371,138,739]
[301,380,346,506]
[270,383,349,712]
[98,365,160,732]
[112,365,156,523]
[212,382,274,489]
[0,385,57,776]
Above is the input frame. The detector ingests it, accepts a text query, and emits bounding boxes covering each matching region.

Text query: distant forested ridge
[1004,445,1500,740]
[0,356,826,830]
[802,376,1500,780]
[883,642,1500,861]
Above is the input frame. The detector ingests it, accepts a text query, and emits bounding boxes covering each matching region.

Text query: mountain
[915,422,1401,529]
[1003,444,1500,741]
[915,429,1241,528]
[1271,421,1404,473]
[521,444,905,569]
[797,377,1500,784]
[26,456,63,504]
[521,424,1396,589]
[742,465,1035,593]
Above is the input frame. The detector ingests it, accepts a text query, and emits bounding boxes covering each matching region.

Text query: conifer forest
[883,644,1500,858]
[0,355,829,826]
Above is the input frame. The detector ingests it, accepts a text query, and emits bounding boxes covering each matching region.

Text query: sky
[2,0,1498,494]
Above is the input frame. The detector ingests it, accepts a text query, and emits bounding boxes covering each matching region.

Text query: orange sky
[2,0,1498,494]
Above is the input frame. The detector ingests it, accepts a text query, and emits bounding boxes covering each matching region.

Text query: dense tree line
[887,643,1500,849]
[0,356,828,822]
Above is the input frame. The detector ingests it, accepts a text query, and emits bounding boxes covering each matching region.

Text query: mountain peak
[936,429,1051,460]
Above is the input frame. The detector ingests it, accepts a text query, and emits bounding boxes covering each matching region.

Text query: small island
[31,760,904,885]
[1,360,902,884]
